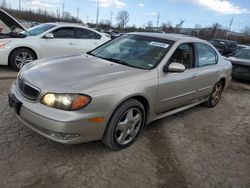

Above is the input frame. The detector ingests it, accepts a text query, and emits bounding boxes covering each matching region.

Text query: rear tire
[9,48,36,71]
[102,99,146,150]
[204,80,224,108]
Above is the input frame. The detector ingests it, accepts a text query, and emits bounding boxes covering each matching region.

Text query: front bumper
[0,48,10,65]
[9,82,108,144]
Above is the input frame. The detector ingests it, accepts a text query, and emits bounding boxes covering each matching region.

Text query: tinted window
[169,43,194,69]
[53,27,74,38]
[76,28,101,39]
[196,43,217,67]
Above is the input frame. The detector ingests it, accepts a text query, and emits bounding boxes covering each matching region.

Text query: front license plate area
[8,94,22,115]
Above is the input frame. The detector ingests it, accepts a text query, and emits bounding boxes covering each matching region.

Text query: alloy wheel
[115,107,142,145]
[211,81,223,106]
[15,52,34,68]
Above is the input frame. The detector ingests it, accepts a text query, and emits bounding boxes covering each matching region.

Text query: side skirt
[152,97,209,122]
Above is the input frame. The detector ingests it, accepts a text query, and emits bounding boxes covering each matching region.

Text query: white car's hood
[0,9,26,32]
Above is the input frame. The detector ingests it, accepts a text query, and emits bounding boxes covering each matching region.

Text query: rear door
[75,28,103,53]
[40,27,77,58]
[193,43,221,99]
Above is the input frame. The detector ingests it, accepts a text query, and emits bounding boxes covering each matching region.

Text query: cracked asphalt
[0,78,249,188]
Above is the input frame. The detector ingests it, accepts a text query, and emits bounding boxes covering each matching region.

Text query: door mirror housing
[44,33,54,39]
[165,62,185,73]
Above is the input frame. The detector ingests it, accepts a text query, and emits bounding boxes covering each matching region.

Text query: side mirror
[165,62,185,73]
[44,33,54,39]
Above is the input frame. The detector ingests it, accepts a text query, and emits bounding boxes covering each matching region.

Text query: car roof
[44,22,84,27]
[128,32,203,42]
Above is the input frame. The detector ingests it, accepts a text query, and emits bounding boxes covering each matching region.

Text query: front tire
[9,48,36,71]
[204,80,224,108]
[103,99,146,150]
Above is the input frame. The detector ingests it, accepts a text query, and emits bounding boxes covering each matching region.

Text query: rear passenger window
[196,43,217,67]
[76,28,101,39]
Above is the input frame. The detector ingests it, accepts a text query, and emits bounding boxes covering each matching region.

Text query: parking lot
[0,68,249,188]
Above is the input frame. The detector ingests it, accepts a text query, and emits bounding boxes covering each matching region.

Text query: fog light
[49,131,80,140]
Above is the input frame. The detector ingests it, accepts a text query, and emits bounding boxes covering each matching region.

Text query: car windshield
[21,24,55,36]
[90,34,172,70]
[235,48,250,59]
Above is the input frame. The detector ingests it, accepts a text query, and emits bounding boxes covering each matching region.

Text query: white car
[0,9,110,70]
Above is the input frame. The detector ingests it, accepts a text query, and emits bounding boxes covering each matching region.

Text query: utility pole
[19,0,21,11]
[77,7,80,22]
[62,1,65,19]
[96,0,100,28]
[229,17,234,31]
[156,12,160,31]
[110,11,113,28]
[86,15,89,23]
[226,17,234,39]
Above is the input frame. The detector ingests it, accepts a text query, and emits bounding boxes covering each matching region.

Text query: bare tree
[194,24,202,29]
[116,10,129,29]
[175,19,185,33]
[161,21,174,33]
[147,20,153,30]
[211,23,221,38]
[242,26,250,35]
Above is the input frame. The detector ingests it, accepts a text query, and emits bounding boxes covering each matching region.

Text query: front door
[156,43,199,114]
[40,27,77,58]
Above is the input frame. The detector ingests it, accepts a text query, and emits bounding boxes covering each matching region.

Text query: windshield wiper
[99,57,129,66]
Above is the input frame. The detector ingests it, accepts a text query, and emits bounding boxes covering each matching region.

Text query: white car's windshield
[90,34,173,70]
[235,49,250,59]
[22,24,55,36]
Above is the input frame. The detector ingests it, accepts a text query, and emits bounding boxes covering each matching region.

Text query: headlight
[0,40,11,48]
[41,93,91,111]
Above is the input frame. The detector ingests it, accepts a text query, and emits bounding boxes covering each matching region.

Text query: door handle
[68,42,76,45]
[192,74,198,78]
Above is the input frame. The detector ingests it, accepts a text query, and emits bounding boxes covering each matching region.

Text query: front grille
[17,76,40,100]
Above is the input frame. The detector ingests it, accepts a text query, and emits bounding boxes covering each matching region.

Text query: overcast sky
[5,0,250,31]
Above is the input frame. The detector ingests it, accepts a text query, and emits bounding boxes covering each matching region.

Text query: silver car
[8,33,232,150]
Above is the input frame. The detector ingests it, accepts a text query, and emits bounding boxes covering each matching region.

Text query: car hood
[0,9,26,31]
[227,56,250,66]
[20,54,146,93]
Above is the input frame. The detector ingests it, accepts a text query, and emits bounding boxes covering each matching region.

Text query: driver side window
[169,43,194,69]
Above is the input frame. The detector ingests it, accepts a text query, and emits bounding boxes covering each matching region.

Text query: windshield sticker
[148,64,154,67]
[149,42,169,49]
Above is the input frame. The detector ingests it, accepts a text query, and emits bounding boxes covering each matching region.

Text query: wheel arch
[217,77,226,90]
[8,46,38,66]
[106,94,151,128]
